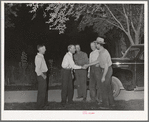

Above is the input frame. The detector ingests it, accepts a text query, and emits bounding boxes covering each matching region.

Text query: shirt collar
[94,49,98,52]
[99,47,105,53]
[37,53,44,57]
[68,51,73,56]
[76,51,82,54]
[92,49,98,53]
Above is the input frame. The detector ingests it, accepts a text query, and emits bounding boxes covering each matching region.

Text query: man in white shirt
[88,42,102,103]
[35,44,48,109]
[61,45,86,107]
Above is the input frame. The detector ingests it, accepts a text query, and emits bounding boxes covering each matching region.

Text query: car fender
[112,76,124,89]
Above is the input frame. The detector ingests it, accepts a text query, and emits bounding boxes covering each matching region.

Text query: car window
[123,47,140,59]
[139,51,144,60]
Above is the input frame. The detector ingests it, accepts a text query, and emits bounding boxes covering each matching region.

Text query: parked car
[111,44,144,97]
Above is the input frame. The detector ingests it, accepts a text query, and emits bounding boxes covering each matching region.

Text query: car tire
[112,77,120,98]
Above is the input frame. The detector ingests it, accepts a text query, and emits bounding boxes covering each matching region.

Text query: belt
[100,65,112,70]
[43,72,47,75]
[37,72,47,77]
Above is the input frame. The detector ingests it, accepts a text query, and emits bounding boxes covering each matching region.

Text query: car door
[136,51,144,87]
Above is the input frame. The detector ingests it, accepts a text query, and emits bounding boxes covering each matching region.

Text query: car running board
[134,86,144,91]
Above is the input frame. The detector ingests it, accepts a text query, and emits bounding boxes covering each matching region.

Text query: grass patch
[4,85,80,91]
[4,99,144,110]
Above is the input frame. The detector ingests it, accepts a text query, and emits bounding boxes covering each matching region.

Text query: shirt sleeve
[89,53,91,63]
[69,55,82,69]
[99,51,111,68]
[35,56,42,76]
[61,55,68,68]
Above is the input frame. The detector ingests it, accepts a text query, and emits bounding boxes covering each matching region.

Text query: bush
[5,56,62,86]
[48,66,62,86]
[5,62,62,86]
[5,62,37,86]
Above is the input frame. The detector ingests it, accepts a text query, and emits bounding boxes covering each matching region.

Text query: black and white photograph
[1,0,148,121]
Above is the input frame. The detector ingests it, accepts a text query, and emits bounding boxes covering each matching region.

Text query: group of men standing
[35,37,115,110]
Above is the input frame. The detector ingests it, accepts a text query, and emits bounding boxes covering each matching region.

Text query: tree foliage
[28,3,144,45]
[27,3,104,34]
[103,4,144,45]
[5,3,22,28]
[5,3,144,45]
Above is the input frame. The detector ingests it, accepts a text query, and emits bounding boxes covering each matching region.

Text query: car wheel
[112,77,120,98]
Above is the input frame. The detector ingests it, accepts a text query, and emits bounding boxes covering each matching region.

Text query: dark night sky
[5,4,127,66]
[5,4,99,65]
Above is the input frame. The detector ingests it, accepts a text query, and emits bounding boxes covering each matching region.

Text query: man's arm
[101,51,110,82]
[89,53,92,64]
[85,60,99,68]
[69,55,82,69]
[101,63,108,82]
[87,53,91,78]
[35,57,46,78]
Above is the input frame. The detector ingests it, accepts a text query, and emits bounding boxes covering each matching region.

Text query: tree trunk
[135,4,143,45]
[127,33,135,45]
[135,31,140,44]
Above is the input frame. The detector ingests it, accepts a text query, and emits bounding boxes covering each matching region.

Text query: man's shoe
[76,96,83,99]
[99,103,111,109]
[61,102,66,107]
[43,105,49,110]
[110,104,116,109]
[82,98,86,102]
[44,102,49,106]
[99,106,110,109]
[89,99,97,103]
[99,104,110,109]
[98,101,102,105]
[68,101,74,104]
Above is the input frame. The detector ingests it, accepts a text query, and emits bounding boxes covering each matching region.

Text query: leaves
[5,3,22,28]
[5,3,144,44]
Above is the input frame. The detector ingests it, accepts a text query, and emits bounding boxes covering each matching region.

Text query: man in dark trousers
[84,37,115,109]
[61,45,86,107]
[88,42,102,103]
[74,44,89,101]
[35,44,48,110]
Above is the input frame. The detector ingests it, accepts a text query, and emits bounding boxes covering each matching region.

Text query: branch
[104,4,127,32]
[93,17,128,35]
[122,4,130,34]
[115,8,125,17]
[131,21,137,33]
[129,5,137,34]
[104,19,123,30]
[137,5,143,32]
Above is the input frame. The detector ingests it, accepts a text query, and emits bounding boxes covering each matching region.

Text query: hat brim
[94,41,105,44]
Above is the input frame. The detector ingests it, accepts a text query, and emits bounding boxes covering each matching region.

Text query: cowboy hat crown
[95,37,105,44]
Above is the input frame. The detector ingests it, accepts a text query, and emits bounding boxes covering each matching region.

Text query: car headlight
[115,62,120,65]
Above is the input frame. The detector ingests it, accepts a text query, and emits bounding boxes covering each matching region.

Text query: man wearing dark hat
[84,37,115,109]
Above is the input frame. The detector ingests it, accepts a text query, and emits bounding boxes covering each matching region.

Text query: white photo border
[1,1,148,121]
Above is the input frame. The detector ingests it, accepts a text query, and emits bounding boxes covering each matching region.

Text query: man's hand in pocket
[41,74,47,79]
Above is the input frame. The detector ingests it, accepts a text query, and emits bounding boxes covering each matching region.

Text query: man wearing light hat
[84,37,115,109]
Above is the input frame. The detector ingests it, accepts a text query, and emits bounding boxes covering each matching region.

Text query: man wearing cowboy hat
[84,37,115,109]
